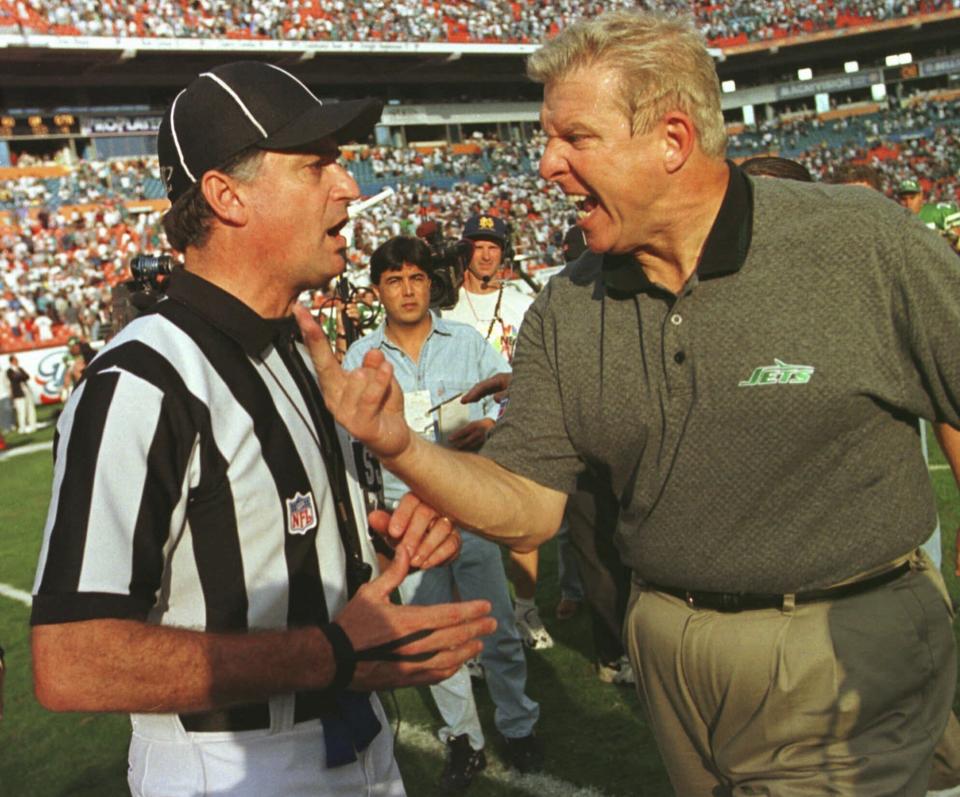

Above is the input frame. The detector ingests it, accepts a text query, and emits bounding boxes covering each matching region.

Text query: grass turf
[0,411,956,796]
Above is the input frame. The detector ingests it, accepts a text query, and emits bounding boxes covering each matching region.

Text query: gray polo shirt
[483,165,960,593]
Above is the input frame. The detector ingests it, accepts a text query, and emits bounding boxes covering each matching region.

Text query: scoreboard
[0,113,80,138]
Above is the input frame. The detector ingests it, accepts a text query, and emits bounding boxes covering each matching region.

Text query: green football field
[1,409,958,796]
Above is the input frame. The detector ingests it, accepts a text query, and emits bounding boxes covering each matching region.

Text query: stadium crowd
[1,96,958,353]
[729,97,960,199]
[3,0,957,47]
[0,155,163,209]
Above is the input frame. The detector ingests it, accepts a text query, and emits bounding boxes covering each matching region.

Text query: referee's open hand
[369,492,462,569]
[334,547,496,690]
[295,303,411,460]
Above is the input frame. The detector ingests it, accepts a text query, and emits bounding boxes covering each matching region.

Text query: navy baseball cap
[158,61,383,203]
[462,213,507,244]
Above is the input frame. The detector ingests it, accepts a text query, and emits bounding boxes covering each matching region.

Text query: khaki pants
[930,707,960,790]
[626,556,956,796]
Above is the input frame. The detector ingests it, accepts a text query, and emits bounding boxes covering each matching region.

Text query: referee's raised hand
[332,546,496,691]
[294,303,412,461]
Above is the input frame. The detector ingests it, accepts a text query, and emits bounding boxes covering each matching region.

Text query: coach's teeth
[575,195,599,219]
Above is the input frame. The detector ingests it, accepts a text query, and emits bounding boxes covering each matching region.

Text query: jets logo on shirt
[739,359,814,387]
[286,491,318,535]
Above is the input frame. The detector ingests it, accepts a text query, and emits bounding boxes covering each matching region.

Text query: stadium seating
[3,0,955,47]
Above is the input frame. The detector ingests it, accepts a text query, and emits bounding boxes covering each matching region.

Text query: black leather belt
[651,560,911,613]
[180,689,336,732]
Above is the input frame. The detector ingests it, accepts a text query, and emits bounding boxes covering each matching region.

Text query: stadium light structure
[797,67,813,81]
[844,61,859,73]
[885,52,913,66]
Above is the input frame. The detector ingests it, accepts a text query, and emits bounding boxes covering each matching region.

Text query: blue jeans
[397,531,539,749]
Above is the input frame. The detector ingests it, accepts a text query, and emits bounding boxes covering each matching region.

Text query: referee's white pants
[127,694,404,797]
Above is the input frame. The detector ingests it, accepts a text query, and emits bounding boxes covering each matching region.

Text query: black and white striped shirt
[32,269,376,636]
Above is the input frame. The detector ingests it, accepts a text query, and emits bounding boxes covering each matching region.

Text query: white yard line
[0,582,31,606]
[0,441,53,460]
[394,720,610,797]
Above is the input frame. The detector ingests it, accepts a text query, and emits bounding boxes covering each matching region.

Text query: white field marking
[0,583,31,606]
[930,464,952,471]
[394,720,611,797]
[0,440,53,460]
[0,438,51,605]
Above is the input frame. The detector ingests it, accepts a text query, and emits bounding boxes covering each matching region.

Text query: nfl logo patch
[286,491,318,535]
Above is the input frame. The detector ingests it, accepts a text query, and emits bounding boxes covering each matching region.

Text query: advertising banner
[1,345,73,406]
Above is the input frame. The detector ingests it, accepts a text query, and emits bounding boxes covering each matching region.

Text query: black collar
[600,160,754,295]
[163,269,299,357]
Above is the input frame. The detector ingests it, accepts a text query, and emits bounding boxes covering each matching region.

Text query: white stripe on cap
[264,63,323,106]
[200,71,268,138]
[169,89,197,184]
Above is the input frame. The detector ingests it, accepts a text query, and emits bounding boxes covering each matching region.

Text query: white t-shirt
[443,281,535,363]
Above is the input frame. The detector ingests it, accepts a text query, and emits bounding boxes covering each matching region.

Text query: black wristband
[319,622,356,692]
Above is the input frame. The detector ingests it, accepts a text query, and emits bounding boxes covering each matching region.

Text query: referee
[30,62,493,797]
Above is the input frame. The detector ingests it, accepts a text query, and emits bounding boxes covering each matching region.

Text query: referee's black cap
[157,61,383,203]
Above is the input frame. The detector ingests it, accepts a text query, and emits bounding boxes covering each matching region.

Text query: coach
[30,61,494,797]
[299,11,960,795]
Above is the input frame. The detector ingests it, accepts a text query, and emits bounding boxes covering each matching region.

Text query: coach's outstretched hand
[294,304,412,461]
[334,546,495,690]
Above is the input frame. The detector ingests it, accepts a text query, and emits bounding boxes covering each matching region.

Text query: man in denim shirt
[344,236,542,793]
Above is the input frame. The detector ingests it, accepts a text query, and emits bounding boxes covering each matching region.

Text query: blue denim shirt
[343,311,509,503]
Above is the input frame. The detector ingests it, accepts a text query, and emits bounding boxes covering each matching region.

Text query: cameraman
[443,213,554,651]
[444,214,532,362]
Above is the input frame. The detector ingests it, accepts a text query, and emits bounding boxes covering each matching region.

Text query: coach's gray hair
[527,11,727,158]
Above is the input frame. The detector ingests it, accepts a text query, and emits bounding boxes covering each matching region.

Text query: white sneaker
[515,606,554,650]
[597,655,635,686]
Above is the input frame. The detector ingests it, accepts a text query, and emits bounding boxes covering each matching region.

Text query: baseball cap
[462,213,507,244]
[157,61,383,203]
[896,178,922,195]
